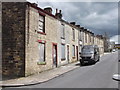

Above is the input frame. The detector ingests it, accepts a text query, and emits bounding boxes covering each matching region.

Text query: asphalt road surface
[4,51,119,88]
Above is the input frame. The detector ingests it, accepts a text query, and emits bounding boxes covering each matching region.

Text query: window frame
[79,30,82,41]
[61,24,65,39]
[37,13,46,35]
[72,45,75,57]
[61,43,66,60]
[72,28,75,41]
[85,33,87,43]
[38,40,46,63]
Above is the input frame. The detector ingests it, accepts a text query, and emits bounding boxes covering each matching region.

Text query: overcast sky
[28,0,119,44]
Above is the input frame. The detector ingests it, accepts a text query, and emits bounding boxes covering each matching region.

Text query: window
[89,34,91,42]
[79,45,82,52]
[85,33,87,43]
[61,24,65,39]
[72,45,75,57]
[72,28,75,40]
[38,43,45,62]
[79,30,82,41]
[61,44,65,60]
[38,14,45,33]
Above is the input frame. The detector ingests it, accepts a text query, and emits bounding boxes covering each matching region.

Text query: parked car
[112,49,116,52]
[80,45,100,65]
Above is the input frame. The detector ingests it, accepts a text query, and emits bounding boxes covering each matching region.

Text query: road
[3,51,119,88]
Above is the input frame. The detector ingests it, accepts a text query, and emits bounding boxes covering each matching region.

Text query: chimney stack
[84,29,88,32]
[44,7,52,14]
[32,3,38,7]
[76,25,80,28]
[80,27,84,29]
[55,9,62,19]
[70,22,76,25]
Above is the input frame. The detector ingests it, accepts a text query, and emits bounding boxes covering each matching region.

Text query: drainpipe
[27,5,30,45]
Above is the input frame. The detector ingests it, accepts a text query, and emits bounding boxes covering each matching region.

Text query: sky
[27,0,119,44]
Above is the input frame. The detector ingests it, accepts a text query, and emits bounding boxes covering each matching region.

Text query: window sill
[37,62,46,65]
[37,31,46,35]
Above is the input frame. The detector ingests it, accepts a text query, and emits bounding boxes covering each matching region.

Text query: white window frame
[61,44,65,60]
[61,24,65,39]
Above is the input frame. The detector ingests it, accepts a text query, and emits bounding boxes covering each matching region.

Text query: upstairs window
[72,28,75,40]
[61,24,65,39]
[89,34,91,42]
[79,30,82,41]
[38,14,45,33]
[85,33,87,43]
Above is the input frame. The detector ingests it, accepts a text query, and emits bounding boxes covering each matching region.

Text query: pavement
[0,52,111,87]
[0,61,80,87]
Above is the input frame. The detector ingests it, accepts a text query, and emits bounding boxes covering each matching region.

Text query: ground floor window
[38,43,45,62]
[73,45,75,57]
[61,44,65,60]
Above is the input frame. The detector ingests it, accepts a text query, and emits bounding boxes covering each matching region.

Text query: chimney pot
[55,9,62,19]
[56,8,58,13]
[44,7,52,14]
[59,10,61,13]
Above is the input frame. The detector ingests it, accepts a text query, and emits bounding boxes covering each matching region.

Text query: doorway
[67,45,69,63]
[53,43,57,68]
[76,46,78,61]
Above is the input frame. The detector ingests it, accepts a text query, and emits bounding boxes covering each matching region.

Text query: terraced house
[2,2,104,78]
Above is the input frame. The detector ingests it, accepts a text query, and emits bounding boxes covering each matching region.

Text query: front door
[67,45,69,63]
[53,44,57,68]
[76,46,78,61]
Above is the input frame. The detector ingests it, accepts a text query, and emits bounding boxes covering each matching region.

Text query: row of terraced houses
[2,2,104,78]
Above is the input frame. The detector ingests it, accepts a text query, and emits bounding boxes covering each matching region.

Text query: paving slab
[1,61,80,87]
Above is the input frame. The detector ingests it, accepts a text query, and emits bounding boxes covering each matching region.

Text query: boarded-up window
[61,24,65,39]
[61,44,65,60]
[73,45,75,57]
[38,14,45,33]
[39,43,45,62]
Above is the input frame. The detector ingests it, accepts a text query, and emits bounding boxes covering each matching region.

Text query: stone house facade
[94,35,104,55]
[2,2,104,78]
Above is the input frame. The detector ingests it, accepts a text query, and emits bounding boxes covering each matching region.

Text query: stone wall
[2,2,26,78]
[25,6,59,76]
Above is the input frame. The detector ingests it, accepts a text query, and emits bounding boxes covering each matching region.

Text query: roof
[27,2,103,38]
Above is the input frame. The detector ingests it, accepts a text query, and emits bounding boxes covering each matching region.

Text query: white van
[80,45,100,65]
